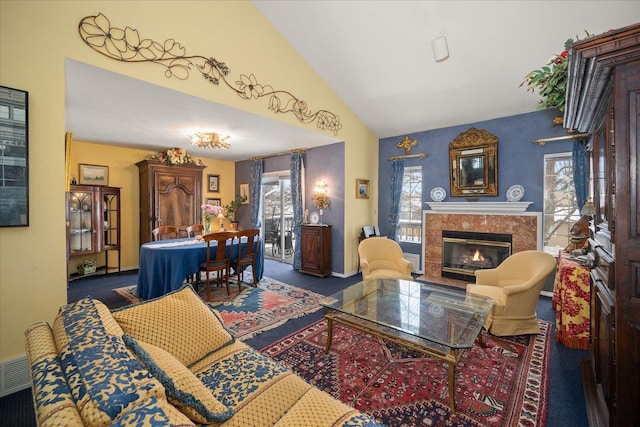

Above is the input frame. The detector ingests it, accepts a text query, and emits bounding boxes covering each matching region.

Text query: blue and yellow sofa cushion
[26,285,384,426]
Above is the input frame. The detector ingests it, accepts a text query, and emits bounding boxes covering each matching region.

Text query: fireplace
[441,230,512,281]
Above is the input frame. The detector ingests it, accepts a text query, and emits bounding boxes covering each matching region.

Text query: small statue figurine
[564,216,590,253]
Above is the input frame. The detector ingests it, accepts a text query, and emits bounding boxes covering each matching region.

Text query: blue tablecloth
[137,237,264,300]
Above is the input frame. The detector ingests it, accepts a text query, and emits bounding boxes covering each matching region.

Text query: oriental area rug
[113,276,324,340]
[261,319,551,427]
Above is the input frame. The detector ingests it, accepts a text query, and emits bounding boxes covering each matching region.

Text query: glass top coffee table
[320,277,494,414]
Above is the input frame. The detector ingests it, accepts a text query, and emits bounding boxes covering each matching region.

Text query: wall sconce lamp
[431,33,449,62]
[312,180,330,224]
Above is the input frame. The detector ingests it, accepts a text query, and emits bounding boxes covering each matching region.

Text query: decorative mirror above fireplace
[449,128,498,197]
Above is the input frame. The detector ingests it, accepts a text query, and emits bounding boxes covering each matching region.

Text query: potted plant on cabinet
[224,194,247,230]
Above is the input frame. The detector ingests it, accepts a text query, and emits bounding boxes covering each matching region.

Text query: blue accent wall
[234,109,578,275]
[379,109,576,266]
[235,142,345,273]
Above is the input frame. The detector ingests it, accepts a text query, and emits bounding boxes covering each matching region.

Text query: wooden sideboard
[300,224,332,277]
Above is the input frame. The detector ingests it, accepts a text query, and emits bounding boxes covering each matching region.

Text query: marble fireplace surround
[421,202,542,284]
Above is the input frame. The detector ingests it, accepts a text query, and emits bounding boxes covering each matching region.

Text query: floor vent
[404,253,421,274]
[0,355,30,397]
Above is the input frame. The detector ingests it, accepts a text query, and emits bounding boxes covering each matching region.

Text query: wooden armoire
[564,23,640,426]
[136,160,205,244]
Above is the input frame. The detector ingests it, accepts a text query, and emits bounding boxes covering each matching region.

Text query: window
[543,153,581,253]
[398,166,422,243]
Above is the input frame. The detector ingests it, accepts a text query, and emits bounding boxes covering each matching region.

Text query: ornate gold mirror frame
[449,128,498,197]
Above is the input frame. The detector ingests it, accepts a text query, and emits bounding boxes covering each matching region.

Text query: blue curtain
[250,159,263,227]
[572,140,589,211]
[389,159,405,240]
[290,152,304,269]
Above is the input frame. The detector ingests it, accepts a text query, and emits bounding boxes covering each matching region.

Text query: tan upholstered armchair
[359,237,413,280]
[466,250,556,336]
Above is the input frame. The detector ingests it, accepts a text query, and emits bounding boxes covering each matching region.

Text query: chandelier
[189,132,231,149]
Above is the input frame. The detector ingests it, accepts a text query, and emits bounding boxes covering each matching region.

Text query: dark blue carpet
[1,260,589,426]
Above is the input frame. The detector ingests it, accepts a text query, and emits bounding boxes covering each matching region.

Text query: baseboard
[0,355,30,397]
[403,253,422,274]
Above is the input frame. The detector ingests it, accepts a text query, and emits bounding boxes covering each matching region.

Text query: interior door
[262,173,293,263]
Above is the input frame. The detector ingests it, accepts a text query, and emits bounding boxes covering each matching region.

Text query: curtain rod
[250,148,306,161]
[531,133,589,146]
[388,153,427,161]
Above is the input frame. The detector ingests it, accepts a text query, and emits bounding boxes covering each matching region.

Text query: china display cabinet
[66,185,121,278]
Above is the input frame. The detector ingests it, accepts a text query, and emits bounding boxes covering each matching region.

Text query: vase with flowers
[201,203,222,234]
[521,32,591,124]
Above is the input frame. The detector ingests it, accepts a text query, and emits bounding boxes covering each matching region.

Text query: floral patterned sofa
[25,284,383,426]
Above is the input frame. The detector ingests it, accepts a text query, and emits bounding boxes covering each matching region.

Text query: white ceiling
[65,1,640,161]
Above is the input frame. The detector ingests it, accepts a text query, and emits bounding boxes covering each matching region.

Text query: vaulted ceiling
[65,1,640,161]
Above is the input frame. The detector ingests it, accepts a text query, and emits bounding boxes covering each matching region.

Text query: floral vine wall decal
[78,13,342,135]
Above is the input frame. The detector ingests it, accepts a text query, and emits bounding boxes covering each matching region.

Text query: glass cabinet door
[102,188,120,250]
[68,186,97,254]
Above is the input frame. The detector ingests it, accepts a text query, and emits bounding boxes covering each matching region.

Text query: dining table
[137,236,264,300]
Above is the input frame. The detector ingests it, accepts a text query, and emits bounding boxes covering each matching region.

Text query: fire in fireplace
[441,230,512,281]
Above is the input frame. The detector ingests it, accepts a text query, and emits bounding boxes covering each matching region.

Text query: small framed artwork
[79,164,109,186]
[208,174,219,192]
[206,198,221,206]
[356,178,370,199]
[239,183,249,204]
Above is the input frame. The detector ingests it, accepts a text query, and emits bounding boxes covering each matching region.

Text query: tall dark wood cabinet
[300,224,332,277]
[66,185,121,278]
[564,23,640,427]
[136,160,205,244]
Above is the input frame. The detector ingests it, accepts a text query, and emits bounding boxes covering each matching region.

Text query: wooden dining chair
[186,224,204,238]
[233,228,260,288]
[152,225,179,241]
[199,231,236,298]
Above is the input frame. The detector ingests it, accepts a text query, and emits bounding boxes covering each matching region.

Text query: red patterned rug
[113,277,324,340]
[261,319,550,427]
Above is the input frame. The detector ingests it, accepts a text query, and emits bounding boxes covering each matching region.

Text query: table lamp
[217,213,225,231]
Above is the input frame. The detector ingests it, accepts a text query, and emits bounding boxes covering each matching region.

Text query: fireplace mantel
[425,201,533,213]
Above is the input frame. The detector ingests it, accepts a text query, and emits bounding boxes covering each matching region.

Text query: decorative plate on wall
[506,185,525,202]
[430,187,447,202]
[309,211,320,224]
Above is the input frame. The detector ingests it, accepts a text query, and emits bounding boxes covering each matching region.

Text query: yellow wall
[0,1,377,362]
[68,140,236,273]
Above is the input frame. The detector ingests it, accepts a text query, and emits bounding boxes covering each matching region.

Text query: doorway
[262,173,295,263]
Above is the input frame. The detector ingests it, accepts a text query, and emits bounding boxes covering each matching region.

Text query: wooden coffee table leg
[325,315,334,353]
[448,361,456,415]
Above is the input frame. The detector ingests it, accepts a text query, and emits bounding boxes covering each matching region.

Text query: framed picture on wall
[208,174,219,192]
[79,164,109,186]
[206,198,221,206]
[0,85,29,227]
[356,179,370,199]
[239,183,249,204]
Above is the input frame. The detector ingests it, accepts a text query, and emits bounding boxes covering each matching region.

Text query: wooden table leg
[325,315,334,354]
[448,359,456,415]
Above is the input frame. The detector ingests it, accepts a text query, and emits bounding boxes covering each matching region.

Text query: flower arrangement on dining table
[152,147,194,165]
[201,203,223,234]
